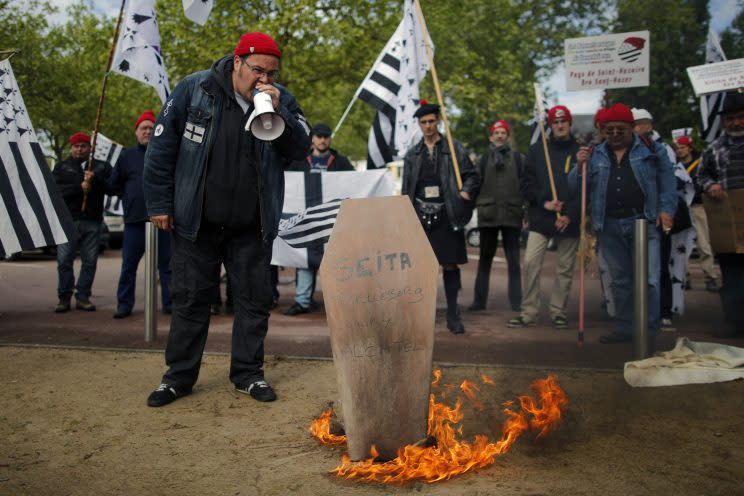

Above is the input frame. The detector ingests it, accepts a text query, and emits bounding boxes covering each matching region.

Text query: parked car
[103,212,123,249]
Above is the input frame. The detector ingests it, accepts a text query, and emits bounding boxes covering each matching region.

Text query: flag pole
[412,0,462,190]
[578,157,588,347]
[82,0,126,213]
[533,83,560,220]
[332,94,358,138]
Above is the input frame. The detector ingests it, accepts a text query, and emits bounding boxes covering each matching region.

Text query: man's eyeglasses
[604,126,629,135]
[241,58,279,80]
[419,119,438,125]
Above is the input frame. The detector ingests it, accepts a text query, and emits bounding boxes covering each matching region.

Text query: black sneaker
[283,303,309,316]
[507,316,535,328]
[467,303,485,311]
[75,298,96,311]
[552,316,568,329]
[147,383,192,407]
[113,309,132,319]
[55,297,71,313]
[235,379,277,402]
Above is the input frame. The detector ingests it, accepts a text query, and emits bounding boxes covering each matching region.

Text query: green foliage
[606,0,710,138]
[720,1,744,58]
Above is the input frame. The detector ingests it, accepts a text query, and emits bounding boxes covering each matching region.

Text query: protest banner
[703,189,744,254]
[686,58,744,97]
[565,31,650,91]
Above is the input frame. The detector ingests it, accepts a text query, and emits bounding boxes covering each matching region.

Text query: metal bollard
[633,219,649,359]
[144,222,158,343]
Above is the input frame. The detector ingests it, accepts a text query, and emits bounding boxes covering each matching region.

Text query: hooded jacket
[143,55,310,245]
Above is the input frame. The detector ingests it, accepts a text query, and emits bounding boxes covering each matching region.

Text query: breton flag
[0,59,76,258]
[93,133,124,216]
[111,0,171,103]
[359,0,433,168]
[272,170,394,269]
[530,83,549,145]
[182,0,213,25]
[700,30,727,144]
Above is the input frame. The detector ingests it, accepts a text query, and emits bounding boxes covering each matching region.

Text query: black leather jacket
[401,136,479,229]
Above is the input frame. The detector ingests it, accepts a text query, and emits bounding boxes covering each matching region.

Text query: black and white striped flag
[272,170,394,269]
[94,133,124,216]
[530,83,549,145]
[700,30,727,144]
[0,59,76,258]
[359,0,432,168]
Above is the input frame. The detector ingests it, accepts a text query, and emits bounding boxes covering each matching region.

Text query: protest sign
[703,189,744,254]
[687,59,744,97]
[565,31,650,91]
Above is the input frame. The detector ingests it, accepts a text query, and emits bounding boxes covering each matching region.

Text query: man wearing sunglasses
[143,32,310,407]
[575,103,676,345]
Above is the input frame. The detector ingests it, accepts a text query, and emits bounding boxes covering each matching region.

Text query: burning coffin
[319,196,438,460]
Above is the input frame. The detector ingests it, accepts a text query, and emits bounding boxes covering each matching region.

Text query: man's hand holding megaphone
[253,82,279,110]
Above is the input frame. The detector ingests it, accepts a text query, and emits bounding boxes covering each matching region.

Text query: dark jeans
[660,231,672,319]
[163,224,273,387]
[473,226,522,310]
[57,219,100,300]
[598,217,661,335]
[718,253,744,327]
[116,223,171,313]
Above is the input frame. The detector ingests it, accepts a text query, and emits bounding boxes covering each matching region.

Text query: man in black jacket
[284,122,354,316]
[469,120,524,312]
[52,132,111,313]
[108,111,171,319]
[143,32,310,407]
[508,106,580,329]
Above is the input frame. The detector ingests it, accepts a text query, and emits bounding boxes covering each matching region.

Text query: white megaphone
[245,90,285,141]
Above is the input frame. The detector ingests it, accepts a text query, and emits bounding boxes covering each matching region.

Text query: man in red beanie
[508,105,580,329]
[143,31,310,406]
[575,103,676,345]
[469,119,525,313]
[107,111,172,320]
[52,132,111,312]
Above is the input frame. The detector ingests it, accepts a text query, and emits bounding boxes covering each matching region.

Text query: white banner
[687,58,744,97]
[272,169,395,269]
[565,31,650,91]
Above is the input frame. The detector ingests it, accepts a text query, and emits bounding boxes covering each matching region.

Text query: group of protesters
[47,30,744,407]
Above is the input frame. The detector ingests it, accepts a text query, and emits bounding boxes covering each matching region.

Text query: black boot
[444,269,465,334]
[469,269,489,311]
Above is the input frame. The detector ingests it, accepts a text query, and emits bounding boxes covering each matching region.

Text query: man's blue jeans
[295,268,315,309]
[57,219,100,300]
[598,217,660,335]
[116,222,172,313]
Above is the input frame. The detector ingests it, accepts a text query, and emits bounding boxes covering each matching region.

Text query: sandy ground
[1,346,742,496]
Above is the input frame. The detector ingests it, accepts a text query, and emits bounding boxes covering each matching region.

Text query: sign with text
[319,196,438,461]
[703,189,744,254]
[565,31,650,91]
[687,59,744,97]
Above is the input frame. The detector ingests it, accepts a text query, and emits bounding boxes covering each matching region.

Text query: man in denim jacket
[574,103,676,345]
[143,32,310,407]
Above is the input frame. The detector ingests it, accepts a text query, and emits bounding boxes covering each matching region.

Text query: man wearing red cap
[107,111,171,319]
[508,105,580,329]
[575,103,676,344]
[143,32,310,406]
[52,132,111,313]
[676,136,718,292]
[469,119,525,312]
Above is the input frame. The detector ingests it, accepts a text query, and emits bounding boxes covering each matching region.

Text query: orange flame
[310,372,569,484]
[481,374,495,385]
[309,408,347,447]
[459,379,485,412]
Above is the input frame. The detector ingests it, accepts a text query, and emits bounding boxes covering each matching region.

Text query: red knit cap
[134,110,156,130]
[548,105,572,125]
[234,32,282,58]
[675,136,693,147]
[603,103,634,124]
[594,108,607,128]
[489,120,511,136]
[69,132,91,145]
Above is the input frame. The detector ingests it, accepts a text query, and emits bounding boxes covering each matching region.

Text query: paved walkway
[0,246,735,369]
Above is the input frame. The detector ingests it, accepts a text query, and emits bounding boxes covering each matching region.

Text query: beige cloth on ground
[624,337,744,387]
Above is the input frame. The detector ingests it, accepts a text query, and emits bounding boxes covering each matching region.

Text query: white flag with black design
[182,0,213,25]
[358,0,433,168]
[93,133,124,216]
[0,59,76,258]
[111,0,170,103]
[272,169,394,269]
[700,30,727,144]
[530,83,549,145]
